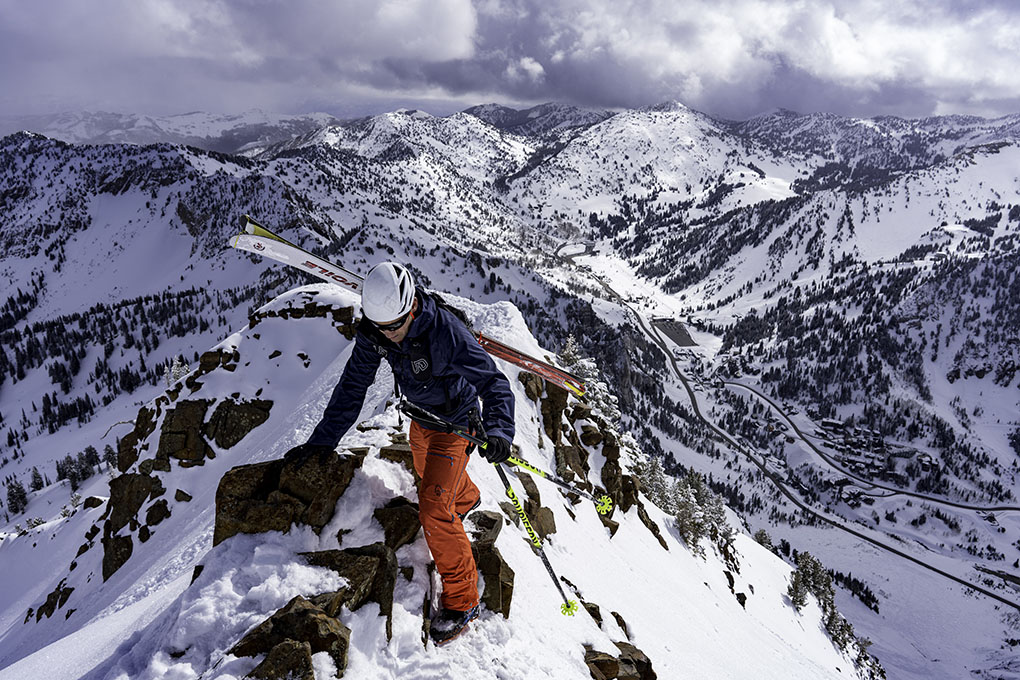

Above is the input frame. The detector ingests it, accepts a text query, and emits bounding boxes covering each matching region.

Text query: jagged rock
[541,383,570,444]
[615,641,657,679]
[516,473,556,540]
[304,552,379,614]
[229,596,349,673]
[213,452,360,545]
[203,399,273,449]
[585,648,620,680]
[637,503,669,551]
[117,406,157,473]
[247,640,314,680]
[585,642,656,680]
[518,372,544,402]
[582,600,603,626]
[467,510,503,548]
[107,473,158,534]
[157,400,214,467]
[138,526,151,543]
[83,496,104,510]
[568,404,593,423]
[599,514,620,537]
[145,499,171,527]
[175,489,193,502]
[612,611,631,639]
[580,424,604,448]
[619,475,640,514]
[468,511,514,617]
[35,580,74,621]
[304,543,398,640]
[373,497,421,550]
[101,533,132,581]
[555,443,589,483]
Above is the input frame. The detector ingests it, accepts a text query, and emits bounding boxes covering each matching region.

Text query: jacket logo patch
[412,357,430,374]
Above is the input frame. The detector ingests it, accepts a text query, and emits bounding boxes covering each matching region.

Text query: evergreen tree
[30,466,44,492]
[6,478,28,515]
[103,444,117,470]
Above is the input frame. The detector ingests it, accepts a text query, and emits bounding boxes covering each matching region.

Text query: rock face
[213,451,362,546]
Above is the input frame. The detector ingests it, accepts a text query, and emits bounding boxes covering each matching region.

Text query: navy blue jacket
[307,290,515,448]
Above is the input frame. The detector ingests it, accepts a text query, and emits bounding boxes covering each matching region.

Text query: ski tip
[566,381,586,397]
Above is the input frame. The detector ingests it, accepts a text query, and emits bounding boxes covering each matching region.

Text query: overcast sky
[1,0,1018,121]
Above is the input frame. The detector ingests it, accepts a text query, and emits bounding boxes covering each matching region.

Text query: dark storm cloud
[0,0,1017,120]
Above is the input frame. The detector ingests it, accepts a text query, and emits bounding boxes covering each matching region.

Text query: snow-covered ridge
[0,285,874,680]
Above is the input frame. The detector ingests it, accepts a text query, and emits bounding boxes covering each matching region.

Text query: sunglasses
[372,311,411,332]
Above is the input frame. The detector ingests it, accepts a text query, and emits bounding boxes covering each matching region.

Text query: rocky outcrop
[248,301,357,340]
[203,399,273,449]
[229,596,350,676]
[304,543,398,640]
[156,399,214,468]
[35,579,74,622]
[468,510,514,617]
[584,641,657,680]
[541,383,571,444]
[213,451,362,545]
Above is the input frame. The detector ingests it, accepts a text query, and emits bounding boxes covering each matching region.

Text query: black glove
[482,436,512,464]
[283,443,335,469]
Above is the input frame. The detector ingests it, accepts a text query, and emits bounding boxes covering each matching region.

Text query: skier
[283,262,515,645]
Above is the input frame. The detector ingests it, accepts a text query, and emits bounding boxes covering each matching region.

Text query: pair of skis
[231,215,586,397]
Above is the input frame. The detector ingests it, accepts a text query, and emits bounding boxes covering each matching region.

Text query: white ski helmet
[361,262,416,323]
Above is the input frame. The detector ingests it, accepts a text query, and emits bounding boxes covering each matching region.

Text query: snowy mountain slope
[0,285,876,680]
[0,111,343,154]
[729,108,1020,170]
[463,102,617,137]
[2,99,1020,680]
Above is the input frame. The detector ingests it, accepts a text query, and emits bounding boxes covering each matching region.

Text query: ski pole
[504,455,613,516]
[397,401,579,616]
[397,402,613,515]
[493,460,579,616]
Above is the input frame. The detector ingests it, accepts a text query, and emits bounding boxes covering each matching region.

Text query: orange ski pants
[410,420,482,611]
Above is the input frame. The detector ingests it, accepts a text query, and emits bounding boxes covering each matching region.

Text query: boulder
[304,543,398,641]
[145,499,171,527]
[372,497,421,550]
[203,399,273,449]
[585,649,620,680]
[213,452,360,545]
[580,424,604,448]
[229,596,349,673]
[615,641,657,679]
[247,640,314,680]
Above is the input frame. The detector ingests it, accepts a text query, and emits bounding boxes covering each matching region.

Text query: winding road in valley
[554,242,1020,613]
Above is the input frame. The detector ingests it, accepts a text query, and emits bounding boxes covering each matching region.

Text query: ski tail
[476,332,586,397]
[231,215,365,293]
